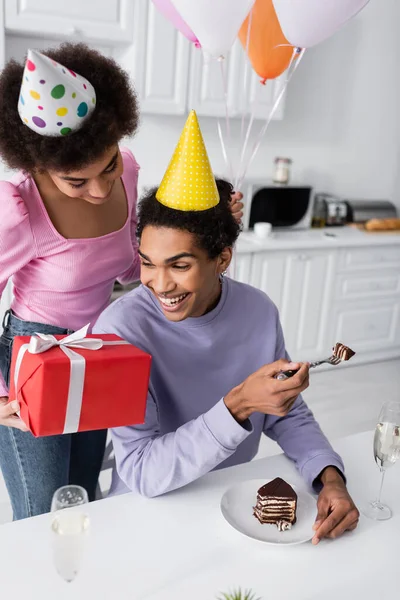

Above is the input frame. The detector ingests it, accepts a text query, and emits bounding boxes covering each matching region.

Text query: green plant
[217,588,261,600]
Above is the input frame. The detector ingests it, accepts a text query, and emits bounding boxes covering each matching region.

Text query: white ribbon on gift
[14,324,127,434]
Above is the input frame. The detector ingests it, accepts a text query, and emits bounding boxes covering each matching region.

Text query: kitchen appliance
[246,181,314,230]
[313,193,348,226]
[312,194,398,227]
[345,199,397,223]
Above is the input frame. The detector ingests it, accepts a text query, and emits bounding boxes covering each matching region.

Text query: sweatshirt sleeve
[263,315,345,492]
[0,183,36,396]
[111,394,253,498]
[116,150,141,285]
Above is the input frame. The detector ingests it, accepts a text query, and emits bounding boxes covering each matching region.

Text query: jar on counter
[273,157,292,184]
[311,197,327,228]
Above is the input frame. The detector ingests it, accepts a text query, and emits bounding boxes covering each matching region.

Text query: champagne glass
[362,401,400,520]
[50,485,90,583]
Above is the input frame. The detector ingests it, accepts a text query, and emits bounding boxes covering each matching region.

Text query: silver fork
[309,354,342,368]
[276,354,342,380]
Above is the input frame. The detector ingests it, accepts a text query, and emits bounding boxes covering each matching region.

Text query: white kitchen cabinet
[232,252,253,284]
[188,41,243,118]
[329,246,400,362]
[249,251,285,309]
[329,300,400,356]
[126,0,190,115]
[188,38,285,119]
[334,268,400,302]
[5,33,113,63]
[338,246,400,271]
[234,233,400,366]
[4,0,134,45]
[250,249,336,360]
[2,0,286,119]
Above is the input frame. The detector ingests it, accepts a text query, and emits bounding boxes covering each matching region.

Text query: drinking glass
[362,401,400,520]
[50,485,90,582]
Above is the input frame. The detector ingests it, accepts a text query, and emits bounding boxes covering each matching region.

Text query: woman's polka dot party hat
[156,110,219,211]
[18,49,96,136]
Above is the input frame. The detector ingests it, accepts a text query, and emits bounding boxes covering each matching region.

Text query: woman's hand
[0,397,29,431]
[230,191,244,224]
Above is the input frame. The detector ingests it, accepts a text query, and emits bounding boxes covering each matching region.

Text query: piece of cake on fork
[253,477,297,531]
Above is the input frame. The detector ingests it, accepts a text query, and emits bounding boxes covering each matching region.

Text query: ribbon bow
[27,324,103,354]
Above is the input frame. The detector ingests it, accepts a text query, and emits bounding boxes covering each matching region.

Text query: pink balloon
[151,0,201,47]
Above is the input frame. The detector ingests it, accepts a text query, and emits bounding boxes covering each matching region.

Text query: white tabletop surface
[0,430,398,599]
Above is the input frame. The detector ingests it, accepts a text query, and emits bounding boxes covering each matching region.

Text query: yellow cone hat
[156,110,219,211]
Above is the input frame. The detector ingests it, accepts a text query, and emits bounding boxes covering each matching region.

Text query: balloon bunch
[152,0,370,184]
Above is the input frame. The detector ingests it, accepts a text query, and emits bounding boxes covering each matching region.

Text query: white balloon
[171,0,255,58]
[272,0,370,48]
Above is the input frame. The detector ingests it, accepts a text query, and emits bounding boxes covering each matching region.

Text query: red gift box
[8,327,151,437]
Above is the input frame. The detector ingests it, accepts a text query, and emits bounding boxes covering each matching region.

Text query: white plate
[220,478,317,545]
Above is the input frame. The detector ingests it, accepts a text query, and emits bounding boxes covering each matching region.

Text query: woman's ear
[218,247,232,275]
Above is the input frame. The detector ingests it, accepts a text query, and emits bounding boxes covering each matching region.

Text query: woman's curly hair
[0,43,139,173]
[137,179,241,259]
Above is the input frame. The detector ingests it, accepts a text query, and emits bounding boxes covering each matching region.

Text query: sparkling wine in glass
[51,485,90,583]
[362,401,400,520]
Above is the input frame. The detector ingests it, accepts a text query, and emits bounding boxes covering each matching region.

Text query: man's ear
[218,247,233,275]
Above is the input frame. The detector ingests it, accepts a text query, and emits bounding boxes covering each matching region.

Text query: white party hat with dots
[156,110,219,211]
[18,49,96,137]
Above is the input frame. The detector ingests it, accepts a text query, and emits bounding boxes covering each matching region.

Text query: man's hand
[0,396,29,432]
[224,359,309,422]
[230,191,244,224]
[312,467,359,545]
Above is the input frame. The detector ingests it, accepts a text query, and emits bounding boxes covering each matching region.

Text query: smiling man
[137,234,223,319]
[94,112,359,544]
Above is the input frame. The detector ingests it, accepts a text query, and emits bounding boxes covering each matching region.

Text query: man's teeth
[159,293,188,307]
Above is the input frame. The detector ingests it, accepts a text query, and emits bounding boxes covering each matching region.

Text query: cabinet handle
[295,254,309,261]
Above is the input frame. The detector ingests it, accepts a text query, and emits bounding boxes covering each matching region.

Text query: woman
[0,43,142,520]
[0,42,244,520]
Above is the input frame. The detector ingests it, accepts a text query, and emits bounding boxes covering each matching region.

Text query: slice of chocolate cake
[253,478,297,530]
[333,342,355,361]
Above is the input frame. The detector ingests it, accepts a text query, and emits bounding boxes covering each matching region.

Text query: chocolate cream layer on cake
[333,342,355,361]
[253,478,297,531]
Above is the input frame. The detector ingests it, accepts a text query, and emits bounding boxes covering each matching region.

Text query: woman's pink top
[0,147,140,395]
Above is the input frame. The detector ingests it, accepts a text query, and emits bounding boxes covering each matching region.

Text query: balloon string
[219,57,234,182]
[235,82,261,191]
[236,47,305,190]
[217,120,231,179]
[240,7,254,148]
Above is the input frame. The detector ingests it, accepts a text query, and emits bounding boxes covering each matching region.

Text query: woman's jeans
[0,311,107,520]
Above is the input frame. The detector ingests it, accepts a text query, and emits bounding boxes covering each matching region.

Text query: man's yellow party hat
[156,110,219,211]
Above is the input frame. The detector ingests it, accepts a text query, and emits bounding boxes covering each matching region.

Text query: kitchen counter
[236,226,400,253]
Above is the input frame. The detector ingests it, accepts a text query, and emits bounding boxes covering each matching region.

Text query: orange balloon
[239,0,294,82]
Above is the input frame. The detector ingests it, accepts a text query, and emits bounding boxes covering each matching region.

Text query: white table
[0,430,398,599]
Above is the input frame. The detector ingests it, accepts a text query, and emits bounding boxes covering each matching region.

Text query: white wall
[1,0,399,209]
[129,0,400,208]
